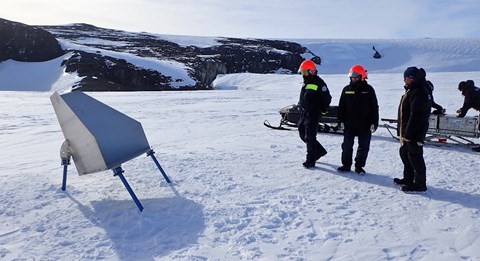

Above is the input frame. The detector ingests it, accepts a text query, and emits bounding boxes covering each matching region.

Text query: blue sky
[1,0,479,39]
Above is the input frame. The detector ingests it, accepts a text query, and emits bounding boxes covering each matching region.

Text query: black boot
[337,165,351,172]
[303,161,316,168]
[393,178,414,186]
[354,167,366,175]
[401,183,427,193]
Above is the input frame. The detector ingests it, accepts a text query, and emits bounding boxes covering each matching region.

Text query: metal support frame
[147,149,171,183]
[60,140,72,191]
[113,166,144,212]
[61,159,70,191]
[59,146,173,212]
[380,119,479,148]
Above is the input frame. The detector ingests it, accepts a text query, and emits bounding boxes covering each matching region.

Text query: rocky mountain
[0,18,64,63]
[0,18,322,91]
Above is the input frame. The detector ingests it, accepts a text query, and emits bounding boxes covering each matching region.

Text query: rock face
[62,51,178,91]
[42,23,322,91]
[0,18,64,62]
[1,19,322,91]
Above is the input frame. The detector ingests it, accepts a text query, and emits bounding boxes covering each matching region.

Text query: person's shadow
[315,162,480,210]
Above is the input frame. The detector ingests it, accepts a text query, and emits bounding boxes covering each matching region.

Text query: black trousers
[399,141,426,187]
[298,110,326,162]
[341,127,371,168]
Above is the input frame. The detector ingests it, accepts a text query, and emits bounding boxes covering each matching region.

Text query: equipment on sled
[381,114,480,148]
[264,104,342,134]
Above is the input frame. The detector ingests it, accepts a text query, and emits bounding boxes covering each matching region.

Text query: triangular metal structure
[50,91,171,212]
[50,91,150,174]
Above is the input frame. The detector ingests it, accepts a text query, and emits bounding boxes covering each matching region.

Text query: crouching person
[456,80,480,152]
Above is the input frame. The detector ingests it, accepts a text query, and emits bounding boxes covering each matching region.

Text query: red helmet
[298,60,317,75]
[349,64,367,80]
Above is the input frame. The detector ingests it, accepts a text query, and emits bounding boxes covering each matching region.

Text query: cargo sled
[381,114,480,148]
[264,104,342,134]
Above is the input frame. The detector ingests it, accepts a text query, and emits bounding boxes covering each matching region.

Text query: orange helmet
[298,60,317,75]
[348,64,367,80]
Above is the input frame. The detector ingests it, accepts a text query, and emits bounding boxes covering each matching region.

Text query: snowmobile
[264,104,342,134]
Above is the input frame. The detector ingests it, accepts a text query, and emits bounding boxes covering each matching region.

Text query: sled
[380,114,480,148]
[264,104,342,134]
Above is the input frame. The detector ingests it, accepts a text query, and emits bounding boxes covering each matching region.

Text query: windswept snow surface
[1,37,480,260]
[1,70,480,260]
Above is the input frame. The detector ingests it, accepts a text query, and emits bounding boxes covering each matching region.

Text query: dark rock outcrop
[41,23,321,91]
[1,19,322,91]
[0,18,64,62]
[62,51,180,91]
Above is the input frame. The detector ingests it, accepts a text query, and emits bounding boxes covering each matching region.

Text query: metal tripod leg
[147,149,171,183]
[61,160,69,191]
[113,166,144,212]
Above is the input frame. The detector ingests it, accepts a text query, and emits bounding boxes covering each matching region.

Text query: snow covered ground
[1,37,480,260]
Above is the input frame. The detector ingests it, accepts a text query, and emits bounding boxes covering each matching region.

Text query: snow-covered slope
[1,36,480,92]
[298,38,480,73]
[0,37,480,260]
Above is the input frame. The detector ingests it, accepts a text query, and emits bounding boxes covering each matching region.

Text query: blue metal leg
[113,166,144,212]
[147,149,171,183]
[61,159,69,191]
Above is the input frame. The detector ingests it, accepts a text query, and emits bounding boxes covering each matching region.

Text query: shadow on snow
[66,193,205,260]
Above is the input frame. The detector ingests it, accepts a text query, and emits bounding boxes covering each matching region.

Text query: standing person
[456,80,480,152]
[297,59,332,168]
[337,65,379,174]
[394,67,432,193]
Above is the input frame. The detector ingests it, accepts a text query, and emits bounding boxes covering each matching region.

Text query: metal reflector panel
[50,91,151,175]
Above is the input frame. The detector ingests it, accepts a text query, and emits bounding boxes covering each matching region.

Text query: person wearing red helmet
[337,65,379,174]
[297,59,332,168]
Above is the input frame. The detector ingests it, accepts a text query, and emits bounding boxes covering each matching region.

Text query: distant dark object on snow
[373,46,381,59]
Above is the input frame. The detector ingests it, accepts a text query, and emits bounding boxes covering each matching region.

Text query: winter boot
[354,167,366,175]
[337,165,351,172]
[393,178,413,186]
[303,161,316,168]
[401,184,427,193]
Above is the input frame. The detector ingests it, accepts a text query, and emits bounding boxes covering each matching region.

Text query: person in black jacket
[456,80,480,152]
[456,80,480,117]
[394,67,432,193]
[297,60,332,168]
[426,80,445,115]
[337,65,379,174]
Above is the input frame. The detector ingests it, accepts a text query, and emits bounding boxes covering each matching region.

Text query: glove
[432,108,446,115]
[338,122,344,131]
[370,124,378,133]
[456,108,464,117]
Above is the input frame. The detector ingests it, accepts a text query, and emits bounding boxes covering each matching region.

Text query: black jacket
[397,69,432,142]
[298,75,331,113]
[458,80,480,117]
[337,80,379,129]
[426,80,443,111]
